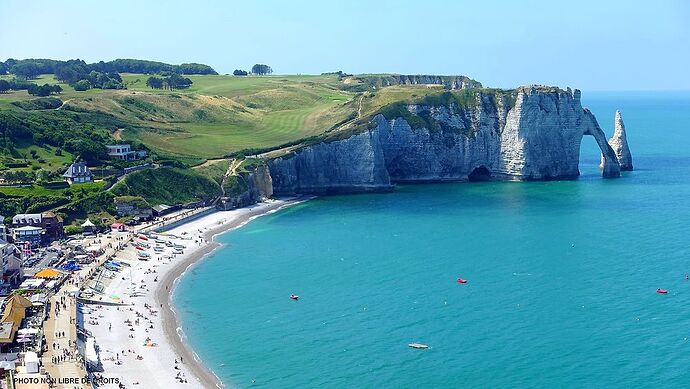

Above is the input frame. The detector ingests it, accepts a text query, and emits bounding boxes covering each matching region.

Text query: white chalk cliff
[601,110,633,171]
[265,86,624,195]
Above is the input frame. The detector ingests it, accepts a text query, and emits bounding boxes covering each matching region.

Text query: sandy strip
[82,197,308,388]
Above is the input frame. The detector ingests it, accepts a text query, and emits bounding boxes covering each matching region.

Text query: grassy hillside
[111,167,221,206]
[0,67,488,224]
[0,74,357,162]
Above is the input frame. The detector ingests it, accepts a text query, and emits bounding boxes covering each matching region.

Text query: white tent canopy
[85,337,100,367]
[81,219,96,228]
[24,351,39,373]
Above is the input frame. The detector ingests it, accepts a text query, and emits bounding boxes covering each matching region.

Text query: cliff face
[498,88,620,179]
[605,110,633,171]
[351,74,482,90]
[395,75,482,89]
[267,130,392,194]
[216,165,274,210]
[267,87,622,195]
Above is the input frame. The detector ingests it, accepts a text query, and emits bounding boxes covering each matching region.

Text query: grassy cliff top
[0,73,495,164]
[0,74,357,163]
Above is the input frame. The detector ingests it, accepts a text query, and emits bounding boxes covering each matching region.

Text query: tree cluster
[0,80,10,93]
[0,58,217,78]
[55,63,124,90]
[233,69,248,76]
[27,83,62,97]
[0,78,54,94]
[0,58,218,93]
[146,74,193,90]
[0,78,36,92]
[0,170,35,184]
[0,108,122,163]
[104,59,217,75]
[251,64,273,75]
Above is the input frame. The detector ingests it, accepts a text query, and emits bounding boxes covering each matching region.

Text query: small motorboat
[457,278,468,284]
[657,289,668,294]
[290,294,299,300]
[135,246,145,251]
[408,343,429,349]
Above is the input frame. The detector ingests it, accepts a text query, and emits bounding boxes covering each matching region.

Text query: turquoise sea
[174,91,690,388]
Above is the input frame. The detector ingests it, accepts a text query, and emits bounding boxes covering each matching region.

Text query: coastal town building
[152,204,180,217]
[0,217,22,293]
[0,294,32,348]
[12,226,42,246]
[0,217,7,242]
[114,196,153,221]
[0,242,22,292]
[106,144,148,161]
[11,212,64,242]
[111,222,127,232]
[63,162,93,184]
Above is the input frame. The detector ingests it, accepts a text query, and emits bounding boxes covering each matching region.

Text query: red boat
[657,289,668,294]
[138,235,149,241]
[135,246,145,251]
[290,294,299,300]
[457,278,468,284]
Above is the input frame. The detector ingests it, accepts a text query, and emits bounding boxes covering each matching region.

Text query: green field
[0,181,104,197]
[0,74,478,162]
[0,68,489,224]
[0,74,358,160]
[6,143,75,171]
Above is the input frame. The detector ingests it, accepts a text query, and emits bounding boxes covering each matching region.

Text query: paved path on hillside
[219,159,242,196]
[55,99,72,110]
[192,157,226,169]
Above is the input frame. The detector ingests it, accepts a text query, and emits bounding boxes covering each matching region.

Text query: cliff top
[342,74,483,91]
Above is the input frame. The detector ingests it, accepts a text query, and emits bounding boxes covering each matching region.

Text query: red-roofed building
[110,223,126,232]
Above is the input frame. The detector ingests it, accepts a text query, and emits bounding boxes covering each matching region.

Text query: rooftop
[63,162,93,178]
[14,226,43,232]
[12,214,42,225]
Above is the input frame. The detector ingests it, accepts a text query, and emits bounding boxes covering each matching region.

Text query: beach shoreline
[156,197,309,388]
[82,196,310,388]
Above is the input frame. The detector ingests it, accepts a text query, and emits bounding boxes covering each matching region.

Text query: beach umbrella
[34,269,61,279]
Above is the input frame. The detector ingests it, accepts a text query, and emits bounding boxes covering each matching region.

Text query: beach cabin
[110,223,127,232]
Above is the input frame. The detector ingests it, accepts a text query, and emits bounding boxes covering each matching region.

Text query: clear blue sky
[1,0,688,90]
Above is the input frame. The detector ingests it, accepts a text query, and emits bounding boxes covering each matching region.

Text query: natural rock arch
[583,118,621,178]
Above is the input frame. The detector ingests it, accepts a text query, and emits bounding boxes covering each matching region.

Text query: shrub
[65,225,83,235]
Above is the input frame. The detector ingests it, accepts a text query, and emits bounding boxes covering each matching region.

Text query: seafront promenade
[17,206,216,388]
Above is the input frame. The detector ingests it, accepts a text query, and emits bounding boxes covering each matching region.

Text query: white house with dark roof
[106,144,148,161]
[63,162,93,184]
